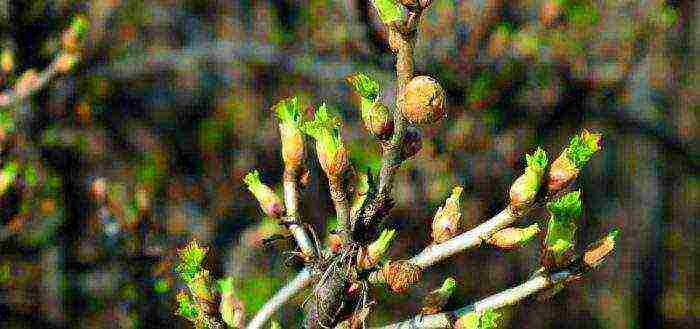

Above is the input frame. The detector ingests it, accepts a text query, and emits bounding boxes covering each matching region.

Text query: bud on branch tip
[510,148,548,211]
[431,186,463,243]
[543,191,582,267]
[274,97,306,171]
[243,170,284,218]
[301,104,349,179]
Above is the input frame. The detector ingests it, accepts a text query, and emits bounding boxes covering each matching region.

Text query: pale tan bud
[487,224,540,249]
[399,76,447,125]
[431,186,463,243]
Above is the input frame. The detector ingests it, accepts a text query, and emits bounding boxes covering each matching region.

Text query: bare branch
[282,170,318,260]
[373,270,573,329]
[369,207,518,284]
[246,268,314,329]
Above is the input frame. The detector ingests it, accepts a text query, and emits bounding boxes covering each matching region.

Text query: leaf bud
[431,186,463,243]
[361,229,397,268]
[547,130,602,194]
[274,97,306,173]
[488,223,540,249]
[243,170,284,218]
[509,148,547,212]
[301,104,349,180]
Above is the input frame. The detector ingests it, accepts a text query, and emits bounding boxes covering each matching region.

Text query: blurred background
[0,0,697,328]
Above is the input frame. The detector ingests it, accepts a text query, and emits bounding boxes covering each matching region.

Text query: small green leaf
[567,130,602,168]
[347,73,380,100]
[69,15,90,39]
[273,96,303,127]
[301,103,344,158]
[547,190,582,222]
[525,147,548,173]
[176,290,199,319]
[480,309,501,329]
[175,240,208,283]
[372,0,404,24]
[217,277,235,294]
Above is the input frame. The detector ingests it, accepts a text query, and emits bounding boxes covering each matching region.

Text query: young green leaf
[372,0,405,24]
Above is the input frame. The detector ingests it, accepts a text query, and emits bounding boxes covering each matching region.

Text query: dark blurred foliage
[0,0,697,328]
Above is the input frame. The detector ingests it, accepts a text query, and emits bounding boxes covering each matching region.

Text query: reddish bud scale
[547,152,579,194]
[317,144,349,181]
[399,76,447,125]
[383,260,422,293]
[279,124,305,172]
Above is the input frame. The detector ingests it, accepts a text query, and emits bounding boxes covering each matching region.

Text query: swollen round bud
[399,76,447,125]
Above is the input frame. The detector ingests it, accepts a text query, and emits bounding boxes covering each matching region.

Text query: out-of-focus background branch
[0,0,696,328]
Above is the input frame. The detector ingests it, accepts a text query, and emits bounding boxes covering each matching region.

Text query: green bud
[70,16,90,40]
[371,0,405,24]
[421,277,457,315]
[583,228,619,268]
[455,309,501,329]
[0,162,19,196]
[176,290,199,320]
[543,191,581,267]
[175,240,208,283]
[547,130,602,194]
[509,148,548,211]
[347,73,380,100]
[488,223,540,249]
[243,170,284,218]
[567,130,602,168]
[274,97,306,171]
[301,104,349,179]
[364,229,397,267]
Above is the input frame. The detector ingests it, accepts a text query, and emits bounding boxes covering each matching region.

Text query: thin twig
[0,54,66,109]
[369,207,518,284]
[373,270,572,329]
[245,268,314,329]
[283,170,318,260]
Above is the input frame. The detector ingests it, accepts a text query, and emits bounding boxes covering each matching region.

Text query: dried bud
[488,223,540,249]
[274,97,306,172]
[243,170,284,218]
[400,126,422,160]
[547,130,602,195]
[399,76,447,125]
[420,277,456,315]
[431,186,463,243]
[383,260,422,293]
[509,148,548,212]
[542,191,582,268]
[583,228,619,268]
[361,229,397,268]
[301,104,349,180]
[219,277,245,329]
[327,233,343,253]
